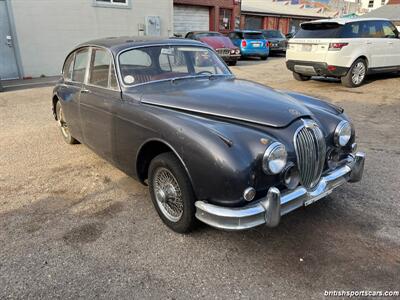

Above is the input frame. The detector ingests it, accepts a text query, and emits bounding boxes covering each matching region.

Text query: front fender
[147,106,274,207]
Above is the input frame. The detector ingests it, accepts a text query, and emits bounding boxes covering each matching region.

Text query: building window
[381,0,386,5]
[93,0,130,8]
[368,0,374,7]
[219,8,232,31]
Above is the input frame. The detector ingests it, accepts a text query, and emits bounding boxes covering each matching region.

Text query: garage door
[173,5,210,37]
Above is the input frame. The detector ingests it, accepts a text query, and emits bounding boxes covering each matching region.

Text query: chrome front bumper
[195,152,365,230]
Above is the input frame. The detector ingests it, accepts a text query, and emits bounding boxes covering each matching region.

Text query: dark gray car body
[52,37,354,209]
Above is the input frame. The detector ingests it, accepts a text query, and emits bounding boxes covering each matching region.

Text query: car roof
[304,17,390,25]
[76,36,206,55]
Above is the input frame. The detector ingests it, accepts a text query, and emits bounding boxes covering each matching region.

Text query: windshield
[243,32,264,40]
[263,30,284,38]
[118,46,231,86]
[294,22,343,38]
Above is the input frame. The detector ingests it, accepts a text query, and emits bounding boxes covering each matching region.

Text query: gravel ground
[0,57,399,299]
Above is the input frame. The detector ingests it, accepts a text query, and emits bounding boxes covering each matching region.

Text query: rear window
[243,32,264,40]
[295,22,343,38]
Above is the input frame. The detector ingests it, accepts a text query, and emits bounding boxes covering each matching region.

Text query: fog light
[243,187,256,202]
[282,164,300,190]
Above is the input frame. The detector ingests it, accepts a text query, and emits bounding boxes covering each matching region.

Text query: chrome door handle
[81,88,91,94]
[388,41,394,44]
[366,41,372,44]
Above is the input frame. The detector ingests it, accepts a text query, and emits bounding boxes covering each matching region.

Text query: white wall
[360,0,388,11]
[9,0,173,77]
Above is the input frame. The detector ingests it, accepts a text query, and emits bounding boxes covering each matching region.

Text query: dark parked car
[228,30,269,60]
[52,37,365,233]
[261,29,288,53]
[185,31,240,66]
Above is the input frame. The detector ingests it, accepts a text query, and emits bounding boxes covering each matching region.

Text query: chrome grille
[294,121,326,189]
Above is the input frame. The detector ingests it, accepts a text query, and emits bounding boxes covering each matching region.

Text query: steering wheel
[196,71,213,76]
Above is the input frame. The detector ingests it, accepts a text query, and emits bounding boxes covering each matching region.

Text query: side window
[119,49,153,85]
[341,23,361,38]
[72,49,89,82]
[89,49,111,88]
[382,21,397,38]
[63,53,74,81]
[366,21,384,38]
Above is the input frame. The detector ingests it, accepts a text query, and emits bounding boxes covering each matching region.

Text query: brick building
[173,0,241,36]
[241,0,336,34]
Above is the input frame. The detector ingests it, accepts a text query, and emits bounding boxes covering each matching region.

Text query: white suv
[286,18,400,87]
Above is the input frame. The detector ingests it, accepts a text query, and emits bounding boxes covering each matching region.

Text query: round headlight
[262,142,287,174]
[334,120,352,147]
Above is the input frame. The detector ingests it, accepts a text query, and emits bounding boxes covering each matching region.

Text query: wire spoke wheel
[351,62,366,85]
[153,167,183,222]
[57,106,70,138]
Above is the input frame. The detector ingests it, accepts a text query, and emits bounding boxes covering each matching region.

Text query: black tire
[341,58,367,88]
[261,55,268,61]
[55,101,78,144]
[228,60,237,66]
[148,152,197,233]
[293,72,311,81]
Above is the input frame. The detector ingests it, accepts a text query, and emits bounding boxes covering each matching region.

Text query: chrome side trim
[195,152,365,231]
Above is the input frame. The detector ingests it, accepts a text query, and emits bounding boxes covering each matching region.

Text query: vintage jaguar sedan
[52,37,365,233]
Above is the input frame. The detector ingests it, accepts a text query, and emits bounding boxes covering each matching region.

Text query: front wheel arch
[135,139,194,189]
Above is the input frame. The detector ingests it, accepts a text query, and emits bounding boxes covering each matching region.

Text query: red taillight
[327,65,337,71]
[328,42,349,51]
[241,40,247,47]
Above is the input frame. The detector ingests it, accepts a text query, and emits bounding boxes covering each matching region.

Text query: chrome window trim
[62,45,121,92]
[115,43,234,89]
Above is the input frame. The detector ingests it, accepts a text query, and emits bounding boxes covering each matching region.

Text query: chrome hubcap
[352,62,366,85]
[153,167,183,222]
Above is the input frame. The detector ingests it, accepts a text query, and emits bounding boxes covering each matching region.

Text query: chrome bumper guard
[195,152,365,230]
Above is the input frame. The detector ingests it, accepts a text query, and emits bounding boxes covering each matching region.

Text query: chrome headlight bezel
[334,120,352,147]
[262,142,288,175]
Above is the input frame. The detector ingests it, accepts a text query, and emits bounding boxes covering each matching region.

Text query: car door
[59,49,88,142]
[79,47,121,161]
[381,21,400,67]
[362,21,388,68]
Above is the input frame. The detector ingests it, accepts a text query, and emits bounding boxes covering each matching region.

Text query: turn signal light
[241,40,247,47]
[328,43,349,51]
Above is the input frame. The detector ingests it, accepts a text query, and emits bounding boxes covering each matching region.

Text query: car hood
[135,77,312,128]
[199,36,236,49]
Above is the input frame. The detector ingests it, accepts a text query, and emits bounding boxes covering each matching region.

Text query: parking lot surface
[0,57,399,299]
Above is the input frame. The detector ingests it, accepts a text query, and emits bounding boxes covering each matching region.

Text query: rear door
[79,47,121,160]
[361,21,388,68]
[381,21,400,67]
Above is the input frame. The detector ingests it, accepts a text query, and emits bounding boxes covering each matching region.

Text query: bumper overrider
[195,152,365,230]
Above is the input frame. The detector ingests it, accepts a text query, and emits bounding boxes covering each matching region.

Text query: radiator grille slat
[294,121,326,189]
